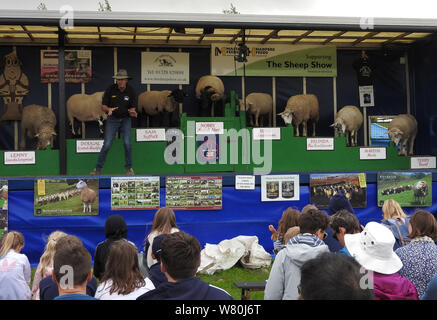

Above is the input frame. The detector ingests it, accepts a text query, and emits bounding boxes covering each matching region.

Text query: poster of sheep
[309,173,367,209]
[0,181,8,237]
[111,176,160,210]
[377,172,432,207]
[34,178,99,216]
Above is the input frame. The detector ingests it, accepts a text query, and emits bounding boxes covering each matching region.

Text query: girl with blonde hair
[0,231,31,300]
[381,199,410,250]
[382,199,407,220]
[31,230,67,300]
[144,207,179,268]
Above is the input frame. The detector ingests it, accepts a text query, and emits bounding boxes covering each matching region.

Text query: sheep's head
[278,110,293,125]
[388,128,403,146]
[35,129,56,150]
[330,118,346,133]
[168,89,188,104]
[76,180,87,189]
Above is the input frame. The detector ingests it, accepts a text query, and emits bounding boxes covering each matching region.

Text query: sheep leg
[346,131,351,147]
[312,121,316,137]
[302,121,308,137]
[408,134,416,156]
[97,118,104,134]
[255,110,260,127]
[82,203,86,213]
[295,123,300,137]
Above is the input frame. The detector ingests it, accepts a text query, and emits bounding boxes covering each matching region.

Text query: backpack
[383,218,411,250]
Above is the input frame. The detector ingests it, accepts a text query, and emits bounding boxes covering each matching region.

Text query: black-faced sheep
[137,88,187,127]
[195,75,225,117]
[413,180,429,205]
[278,94,319,137]
[239,93,273,127]
[20,104,57,150]
[387,114,418,156]
[76,180,97,213]
[66,92,107,136]
[330,105,363,147]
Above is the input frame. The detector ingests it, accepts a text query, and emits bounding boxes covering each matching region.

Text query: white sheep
[239,93,273,127]
[195,75,225,117]
[66,92,107,136]
[387,114,418,156]
[138,88,186,116]
[330,105,363,147]
[76,180,97,213]
[278,94,320,137]
[20,104,57,150]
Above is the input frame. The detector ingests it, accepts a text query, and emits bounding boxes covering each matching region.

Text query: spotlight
[234,42,248,63]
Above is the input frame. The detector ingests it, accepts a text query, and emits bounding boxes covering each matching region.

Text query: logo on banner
[154,55,175,67]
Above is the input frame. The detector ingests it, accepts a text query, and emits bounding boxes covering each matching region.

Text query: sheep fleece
[20,104,56,148]
[138,90,177,116]
[241,93,273,127]
[195,75,224,101]
[284,94,319,136]
[66,92,106,123]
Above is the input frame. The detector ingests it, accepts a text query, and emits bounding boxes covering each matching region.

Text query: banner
[40,49,92,83]
[141,52,189,84]
[111,176,160,210]
[261,174,300,202]
[0,181,7,237]
[211,44,337,77]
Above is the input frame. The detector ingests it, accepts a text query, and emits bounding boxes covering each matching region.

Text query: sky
[1,0,437,19]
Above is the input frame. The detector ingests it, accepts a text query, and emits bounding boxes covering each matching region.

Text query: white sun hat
[344,221,403,275]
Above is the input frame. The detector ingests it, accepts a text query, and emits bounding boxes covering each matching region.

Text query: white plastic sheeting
[198,235,272,275]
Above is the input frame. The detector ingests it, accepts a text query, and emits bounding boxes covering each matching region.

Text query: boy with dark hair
[265,209,330,300]
[299,252,374,300]
[330,209,362,256]
[52,235,97,300]
[137,231,232,300]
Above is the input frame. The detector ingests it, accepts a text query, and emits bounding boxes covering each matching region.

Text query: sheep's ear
[329,123,335,127]
[51,131,57,136]
[35,133,40,137]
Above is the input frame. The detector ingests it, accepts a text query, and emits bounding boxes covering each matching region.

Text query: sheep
[387,114,418,156]
[330,105,363,147]
[413,180,429,205]
[239,93,273,127]
[137,88,187,127]
[195,75,225,117]
[278,94,319,137]
[20,104,57,150]
[66,92,107,136]
[76,180,97,213]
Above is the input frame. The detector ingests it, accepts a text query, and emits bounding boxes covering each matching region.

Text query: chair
[233,281,266,300]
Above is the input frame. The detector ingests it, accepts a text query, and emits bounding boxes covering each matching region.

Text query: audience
[345,221,418,300]
[325,192,355,252]
[283,226,300,244]
[137,231,233,300]
[381,199,411,250]
[0,231,31,300]
[330,209,361,256]
[268,207,300,254]
[299,252,374,300]
[52,234,97,300]
[31,230,67,300]
[422,273,437,300]
[395,210,437,298]
[145,207,180,269]
[39,272,98,300]
[264,208,330,300]
[95,240,155,300]
[148,233,169,288]
[94,214,129,281]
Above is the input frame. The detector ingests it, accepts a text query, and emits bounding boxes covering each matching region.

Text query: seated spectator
[325,192,355,252]
[268,207,300,254]
[52,235,97,300]
[39,273,97,300]
[283,226,300,244]
[95,240,154,300]
[395,210,437,298]
[422,273,437,300]
[144,207,180,269]
[299,252,374,300]
[148,234,168,288]
[345,221,418,300]
[94,214,129,281]
[137,231,233,300]
[330,209,361,256]
[31,230,67,300]
[301,204,318,214]
[0,231,31,300]
[381,199,411,250]
[264,208,330,300]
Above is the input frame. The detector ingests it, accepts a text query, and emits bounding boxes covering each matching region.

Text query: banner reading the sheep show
[0,181,8,237]
[211,44,337,77]
[111,176,160,210]
[377,172,432,207]
[34,178,99,216]
[141,52,190,84]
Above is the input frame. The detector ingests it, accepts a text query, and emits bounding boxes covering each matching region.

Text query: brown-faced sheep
[76,180,97,213]
[278,94,319,137]
[20,104,56,150]
[330,105,363,147]
[239,93,273,127]
[66,92,107,136]
[195,75,225,117]
[387,114,418,156]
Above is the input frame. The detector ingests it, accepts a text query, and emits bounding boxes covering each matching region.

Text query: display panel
[111,176,160,210]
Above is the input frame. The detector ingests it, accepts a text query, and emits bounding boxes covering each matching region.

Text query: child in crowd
[148,233,168,288]
[145,207,179,269]
[0,231,31,300]
[268,207,300,254]
[31,230,67,300]
[381,199,411,250]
